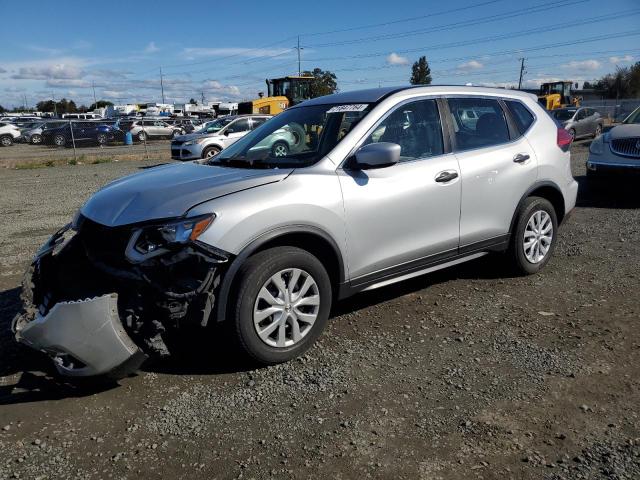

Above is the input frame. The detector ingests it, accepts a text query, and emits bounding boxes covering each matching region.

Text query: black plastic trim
[508,180,566,232]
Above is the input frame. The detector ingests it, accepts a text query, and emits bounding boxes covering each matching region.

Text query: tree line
[583,62,640,99]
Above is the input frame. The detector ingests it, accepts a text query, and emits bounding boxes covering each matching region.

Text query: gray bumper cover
[14,293,142,377]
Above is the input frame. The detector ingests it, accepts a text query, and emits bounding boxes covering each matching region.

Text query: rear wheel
[231,246,332,365]
[202,146,221,159]
[0,135,13,147]
[137,131,146,142]
[96,133,107,145]
[31,134,42,144]
[509,197,558,275]
[569,128,576,141]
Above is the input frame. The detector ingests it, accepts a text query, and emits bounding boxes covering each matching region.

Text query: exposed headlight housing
[126,214,215,263]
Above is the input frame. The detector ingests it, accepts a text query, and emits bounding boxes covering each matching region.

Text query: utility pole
[201,91,205,104]
[294,36,304,76]
[92,81,97,106]
[517,57,526,90]
[160,67,165,104]
[52,92,58,117]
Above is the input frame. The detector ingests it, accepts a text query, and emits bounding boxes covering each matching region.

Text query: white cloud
[46,79,93,88]
[457,60,484,71]
[386,53,409,65]
[145,42,159,53]
[11,63,85,80]
[609,55,633,64]
[562,60,601,71]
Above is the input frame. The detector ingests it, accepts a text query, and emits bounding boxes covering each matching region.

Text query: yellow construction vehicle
[238,76,315,116]
[537,81,581,110]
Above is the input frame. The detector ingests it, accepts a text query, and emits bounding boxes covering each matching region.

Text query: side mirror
[352,142,401,169]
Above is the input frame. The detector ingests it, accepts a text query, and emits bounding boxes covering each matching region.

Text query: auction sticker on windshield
[327,104,369,113]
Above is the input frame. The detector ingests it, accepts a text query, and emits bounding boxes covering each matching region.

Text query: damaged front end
[12,214,229,378]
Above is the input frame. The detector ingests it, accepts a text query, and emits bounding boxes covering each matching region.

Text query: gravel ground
[0,141,639,480]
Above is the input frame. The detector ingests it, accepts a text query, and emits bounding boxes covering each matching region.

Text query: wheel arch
[215,226,346,323]
[509,181,566,234]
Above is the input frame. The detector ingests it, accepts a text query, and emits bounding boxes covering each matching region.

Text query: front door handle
[435,170,459,183]
[513,153,530,163]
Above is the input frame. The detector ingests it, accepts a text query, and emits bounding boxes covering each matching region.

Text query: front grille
[77,216,132,268]
[611,137,640,158]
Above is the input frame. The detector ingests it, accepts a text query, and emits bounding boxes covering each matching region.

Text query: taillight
[557,127,572,152]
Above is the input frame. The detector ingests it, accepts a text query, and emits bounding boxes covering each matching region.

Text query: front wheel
[31,134,42,144]
[593,124,602,138]
[509,196,558,275]
[271,141,289,157]
[202,146,220,159]
[53,134,66,147]
[569,128,576,141]
[232,246,332,365]
[97,133,107,145]
[0,135,13,147]
[137,131,146,142]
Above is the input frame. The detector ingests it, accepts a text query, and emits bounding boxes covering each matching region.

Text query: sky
[0,0,639,109]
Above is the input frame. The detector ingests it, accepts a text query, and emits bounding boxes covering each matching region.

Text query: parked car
[171,115,271,160]
[587,105,640,178]
[552,107,603,140]
[20,121,67,144]
[166,117,202,134]
[129,119,183,141]
[13,86,578,378]
[41,121,117,147]
[0,122,21,146]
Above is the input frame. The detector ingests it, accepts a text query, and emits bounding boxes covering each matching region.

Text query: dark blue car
[42,121,120,147]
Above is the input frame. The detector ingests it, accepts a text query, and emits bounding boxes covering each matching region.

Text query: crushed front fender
[13,293,146,377]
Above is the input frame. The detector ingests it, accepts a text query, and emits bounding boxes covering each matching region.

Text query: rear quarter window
[505,100,535,135]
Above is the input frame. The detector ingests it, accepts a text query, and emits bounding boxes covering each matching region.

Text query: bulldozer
[537,81,581,110]
[238,76,315,115]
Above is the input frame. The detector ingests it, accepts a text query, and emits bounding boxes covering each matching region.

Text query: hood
[174,132,218,142]
[609,124,640,139]
[81,162,292,227]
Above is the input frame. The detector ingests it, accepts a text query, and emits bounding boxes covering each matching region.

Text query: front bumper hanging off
[13,294,146,377]
[12,219,228,378]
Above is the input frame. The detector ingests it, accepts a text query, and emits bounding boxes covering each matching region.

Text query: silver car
[552,107,603,140]
[13,86,578,377]
[587,105,640,178]
[129,119,183,142]
[171,115,273,160]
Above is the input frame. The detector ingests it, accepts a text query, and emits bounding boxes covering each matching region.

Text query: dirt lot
[0,142,639,480]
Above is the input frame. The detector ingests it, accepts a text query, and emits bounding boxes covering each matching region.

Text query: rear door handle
[435,170,459,183]
[513,153,530,163]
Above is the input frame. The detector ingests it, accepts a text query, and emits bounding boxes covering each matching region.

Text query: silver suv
[13,86,578,377]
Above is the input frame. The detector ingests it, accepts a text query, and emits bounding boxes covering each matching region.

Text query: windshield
[553,109,576,121]
[196,117,233,134]
[210,103,371,169]
[623,107,640,124]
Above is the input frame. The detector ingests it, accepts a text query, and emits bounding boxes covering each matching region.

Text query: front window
[624,107,640,124]
[211,103,371,168]
[553,109,576,121]
[197,117,233,134]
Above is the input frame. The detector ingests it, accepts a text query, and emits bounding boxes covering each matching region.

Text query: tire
[96,133,107,145]
[0,135,13,147]
[31,134,42,144]
[202,146,221,159]
[172,130,180,138]
[137,131,146,142]
[508,196,558,275]
[271,141,289,157]
[231,246,332,365]
[53,134,66,147]
[569,128,576,141]
[593,124,602,138]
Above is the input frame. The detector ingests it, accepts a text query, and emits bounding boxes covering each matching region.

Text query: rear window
[447,97,510,151]
[505,100,535,134]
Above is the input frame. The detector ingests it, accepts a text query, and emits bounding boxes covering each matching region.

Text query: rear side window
[447,97,510,151]
[505,100,535,135]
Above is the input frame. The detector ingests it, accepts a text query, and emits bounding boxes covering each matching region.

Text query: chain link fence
[581,98,640,123]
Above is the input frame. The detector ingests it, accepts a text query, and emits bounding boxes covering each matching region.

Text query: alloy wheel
[273,143,288,157]
[523,210,553,264]
[253,268,320,348]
